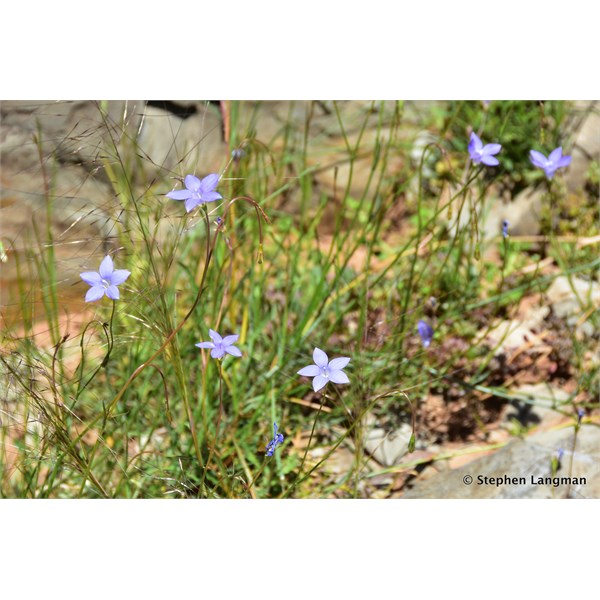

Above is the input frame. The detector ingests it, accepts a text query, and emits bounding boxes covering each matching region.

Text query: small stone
[546,276,600,319]
[364,422,414,467]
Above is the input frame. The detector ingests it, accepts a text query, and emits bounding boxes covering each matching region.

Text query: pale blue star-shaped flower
[166,173,223,212]
[468,132,502,166]
[195,329,242,359]
[80,255,131,302]
[529,147,572,180]
[297,348,350,392]
[417,320,434,348]
[265,422,284,457]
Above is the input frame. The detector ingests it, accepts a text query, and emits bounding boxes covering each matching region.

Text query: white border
[1,500,598,596]
[2,2,598,99]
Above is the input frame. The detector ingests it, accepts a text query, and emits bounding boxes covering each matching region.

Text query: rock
[479,305,550,355]
[364,422,413,467]
[504,187,544,236]
[564,101,600,194]
[135,102,225,179]
[0,100,144,170]
[546,275,600,319]
[401,424,600,498]
[478,186,544,244]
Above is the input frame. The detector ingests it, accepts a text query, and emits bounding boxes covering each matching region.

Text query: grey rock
[135,102,225,178]
[0,100,144,170]
[402,425,600,498]
[546,275,600,319]
[504,187,544,236]
[564,101,600,193]
[364,422,413,467]
[478,305,550,355]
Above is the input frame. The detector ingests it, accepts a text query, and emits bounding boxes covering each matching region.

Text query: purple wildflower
[557,448,564,462]
[417,320,434,348]
[577,408,585,423]
[266,422,284,457]
[195,329,242,359]
[297,348,350,393]
[502,219,509,238]
[529,147,571,180]
[468,132,502,166]
[166,173,222,212]
[80,255,130,302]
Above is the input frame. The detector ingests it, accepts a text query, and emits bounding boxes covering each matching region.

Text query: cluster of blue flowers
[78,130,573,460]
[468,132,572,180]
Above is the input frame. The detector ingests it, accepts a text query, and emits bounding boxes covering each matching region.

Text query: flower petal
[200,173,220,193]
[483,143,501,155]
[85,285,105,302]
[99,255,114,278]
[328,357,350,370]
[312,375,329,392]
[209,329,223,343]
[469,132,482,152]
[298,365,321,377]
[529,150,547,168]
[200,191,223,204]
[481,155,500,166]
[110,269,131,285]
[195,342,215,349]
[313,347,328,367]
[417,320,434,346]
[222,334,239,346]
[225,345,242,357]
[211,347,226,359]
[557,155,572,168]
[184,174,201,192]
[329,370,350,385]
[166,190,192,201]
[80,271,102,286]
[549,147,563,164]
[105,285,120,300]
[184,196,201,213]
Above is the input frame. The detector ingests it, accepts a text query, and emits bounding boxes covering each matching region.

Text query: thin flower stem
[102,299,116,366]
[75,300,116,400]
[495,232,510,308]
[295,391,328,485]
[566,414,583,498]
[200,359,225,493]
